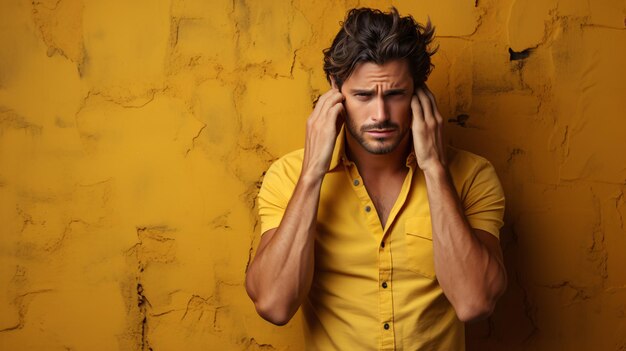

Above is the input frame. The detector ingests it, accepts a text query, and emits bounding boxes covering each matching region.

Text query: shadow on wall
[459,3,626,350]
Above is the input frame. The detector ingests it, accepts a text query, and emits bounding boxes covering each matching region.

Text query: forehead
[344,59,413,88]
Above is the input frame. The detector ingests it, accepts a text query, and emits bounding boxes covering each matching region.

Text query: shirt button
[353,179,360,186]
[384,323,390,330]
[365,205,371,212]
[382,281,388,289]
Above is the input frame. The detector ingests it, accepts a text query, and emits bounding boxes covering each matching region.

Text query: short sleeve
[257,159,297,235]
[462,159,505,239]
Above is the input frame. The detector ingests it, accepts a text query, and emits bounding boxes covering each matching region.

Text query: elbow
[457,268,508,323]
[253,297,296,326]
[455,281,507,323]
[246,276,296,326]
[455,298,496,323]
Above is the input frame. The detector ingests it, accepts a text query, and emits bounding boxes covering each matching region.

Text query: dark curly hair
[323,7,437,90]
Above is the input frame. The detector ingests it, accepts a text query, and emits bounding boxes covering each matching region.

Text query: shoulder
[446,145,494,175]
[445,145,502,197]
[264,148,304,184]
[274,148,305,166]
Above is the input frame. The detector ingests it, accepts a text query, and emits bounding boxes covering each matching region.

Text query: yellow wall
[1,0,625,350]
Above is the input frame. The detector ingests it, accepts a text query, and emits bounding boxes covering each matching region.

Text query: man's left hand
[411,85,447,172]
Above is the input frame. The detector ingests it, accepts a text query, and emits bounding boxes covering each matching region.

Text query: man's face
[341,59,414,155]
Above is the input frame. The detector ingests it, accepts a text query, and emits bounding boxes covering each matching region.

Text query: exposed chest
[363,173,406,228]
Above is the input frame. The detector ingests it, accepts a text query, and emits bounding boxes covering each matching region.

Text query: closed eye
[384,90,407,97]
[350,89,374,98]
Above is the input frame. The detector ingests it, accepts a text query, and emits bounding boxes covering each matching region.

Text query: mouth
[365,129,396,138]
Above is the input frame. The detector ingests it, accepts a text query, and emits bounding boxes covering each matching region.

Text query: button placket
[379,236,394,346]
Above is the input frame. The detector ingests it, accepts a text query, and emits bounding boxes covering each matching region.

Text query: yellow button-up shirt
[257,128,505,350]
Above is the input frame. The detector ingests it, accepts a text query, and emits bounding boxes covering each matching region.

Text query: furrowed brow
[384,88,408,96]
[349,89,375,95]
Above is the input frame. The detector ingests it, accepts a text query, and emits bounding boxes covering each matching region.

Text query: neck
[344,132,412,176]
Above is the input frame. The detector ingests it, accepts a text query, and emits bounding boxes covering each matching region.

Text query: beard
[345,116,409,155]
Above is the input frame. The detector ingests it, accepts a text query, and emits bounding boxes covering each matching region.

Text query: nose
[372,96,390,122]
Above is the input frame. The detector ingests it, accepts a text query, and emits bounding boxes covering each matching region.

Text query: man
[245,7,506,350]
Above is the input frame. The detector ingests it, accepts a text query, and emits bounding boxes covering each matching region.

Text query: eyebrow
[349,88,408,95]
[384,88,408,95]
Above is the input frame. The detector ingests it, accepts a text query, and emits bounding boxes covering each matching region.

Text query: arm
[245,88,345,325]
[424,165,507,322]
[412,86,507,322]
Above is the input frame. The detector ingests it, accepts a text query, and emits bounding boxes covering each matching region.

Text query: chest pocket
[405,217,436,280]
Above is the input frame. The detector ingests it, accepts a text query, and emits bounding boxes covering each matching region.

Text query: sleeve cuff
[467,217,502,239]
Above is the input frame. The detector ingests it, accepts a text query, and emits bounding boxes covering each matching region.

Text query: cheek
[390,99,412,119]
[344,99,367,118]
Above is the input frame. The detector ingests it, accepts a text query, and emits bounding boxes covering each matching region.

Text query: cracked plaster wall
[0,0,624,350]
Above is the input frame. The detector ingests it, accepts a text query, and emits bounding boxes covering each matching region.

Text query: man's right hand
[246,85,344,326]
[301,88,345,181]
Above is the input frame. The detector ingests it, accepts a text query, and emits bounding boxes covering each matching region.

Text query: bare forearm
[424,165,506,322]
[247,87,344,324]
[246,174,323,325]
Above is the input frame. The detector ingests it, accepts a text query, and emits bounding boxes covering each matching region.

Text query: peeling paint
[509,47,532,61]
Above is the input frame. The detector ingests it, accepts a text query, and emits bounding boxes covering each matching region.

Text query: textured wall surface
[1,0,625,350]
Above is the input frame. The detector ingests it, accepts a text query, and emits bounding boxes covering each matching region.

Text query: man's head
[323,7,436,90]
[323,8,436,155]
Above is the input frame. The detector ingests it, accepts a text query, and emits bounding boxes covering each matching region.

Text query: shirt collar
[328,125,418,171]
[328,125,349,171]
[405,149,417,168]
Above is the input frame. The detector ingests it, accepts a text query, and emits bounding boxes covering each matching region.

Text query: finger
[311,92,327,115]
[423,86,443,124]
[312,96,343,133]
[329,101,344,115]
[316,88,337,108]
[422,84,432,97]
[411,93,424,124]
[424,88,444,148]
[316,90,343,118]
[321,91,344,116]
[416,88,436,126]
[317,87,341,105]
